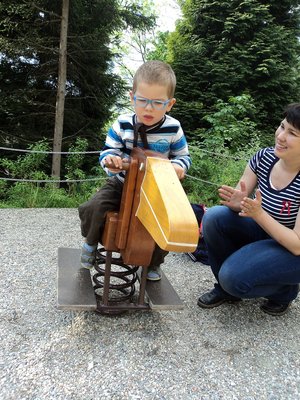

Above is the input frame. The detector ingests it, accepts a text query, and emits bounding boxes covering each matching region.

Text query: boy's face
[130,82,176,126]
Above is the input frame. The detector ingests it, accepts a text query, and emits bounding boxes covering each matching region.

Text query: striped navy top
[99,113,191,183]
[249,147,300,228]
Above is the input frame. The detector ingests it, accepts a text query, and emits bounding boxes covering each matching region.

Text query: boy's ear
[166,98,176,112]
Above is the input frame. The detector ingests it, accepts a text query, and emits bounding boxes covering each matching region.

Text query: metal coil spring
[93,248,139,303]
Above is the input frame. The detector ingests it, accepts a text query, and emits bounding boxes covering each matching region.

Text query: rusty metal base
[92,248,150,315]
[57,248,184,314]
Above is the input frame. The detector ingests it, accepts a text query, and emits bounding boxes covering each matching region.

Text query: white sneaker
[80,245,96,270]
[146,266,162,281]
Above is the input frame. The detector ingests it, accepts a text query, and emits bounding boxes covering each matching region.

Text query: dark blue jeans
[202,206,300,304]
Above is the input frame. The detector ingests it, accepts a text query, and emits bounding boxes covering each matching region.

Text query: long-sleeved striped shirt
[249,147,300,228]
[99,113,191,183]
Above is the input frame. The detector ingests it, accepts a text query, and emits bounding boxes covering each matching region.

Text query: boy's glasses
[133,96,171,110]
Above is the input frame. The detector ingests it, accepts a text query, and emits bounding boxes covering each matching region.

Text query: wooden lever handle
[104,158,131,171]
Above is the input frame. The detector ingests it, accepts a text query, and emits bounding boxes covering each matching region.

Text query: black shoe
[260,300,291,316]
[197,290,241,309]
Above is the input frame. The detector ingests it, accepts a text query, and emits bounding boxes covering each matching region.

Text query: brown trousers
[78,177,168,267]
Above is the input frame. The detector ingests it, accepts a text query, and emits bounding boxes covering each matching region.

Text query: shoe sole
[260,305,290,316]
[197,298,226,309]
[197,298,241,309]
[80,263,94,270]
[147,276,162,281]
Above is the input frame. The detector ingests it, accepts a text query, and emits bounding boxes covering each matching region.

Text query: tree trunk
[51,0,69,181]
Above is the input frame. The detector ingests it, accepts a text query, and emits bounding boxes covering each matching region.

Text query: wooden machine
[57,148,199,314]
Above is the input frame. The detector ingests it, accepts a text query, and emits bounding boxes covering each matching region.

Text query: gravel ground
[1,208,300,400]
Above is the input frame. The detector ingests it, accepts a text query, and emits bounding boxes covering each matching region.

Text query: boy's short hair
[284,103,300,131]
[133,60,176,98]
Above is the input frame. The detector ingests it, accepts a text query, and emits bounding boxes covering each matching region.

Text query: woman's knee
[203,206,222,230]
[219,263,252,298]
[203,206,233,236]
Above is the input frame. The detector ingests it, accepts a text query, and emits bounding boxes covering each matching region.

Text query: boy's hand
[172,163,185,180]
[104,155,130,172]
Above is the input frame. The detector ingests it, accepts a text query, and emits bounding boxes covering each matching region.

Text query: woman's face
[274,118,300,161]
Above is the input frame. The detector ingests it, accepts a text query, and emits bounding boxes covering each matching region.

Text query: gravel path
[1,208,300,400]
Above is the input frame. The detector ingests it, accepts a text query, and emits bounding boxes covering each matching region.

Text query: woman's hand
[219,180,247,211]
[239,189,264,219]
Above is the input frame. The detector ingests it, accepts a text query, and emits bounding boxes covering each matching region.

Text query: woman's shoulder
[249,147,276,171]
[258,146,274,154]
[253,147,275,160]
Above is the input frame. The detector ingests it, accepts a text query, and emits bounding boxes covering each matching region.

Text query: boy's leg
[78,177,123,269]
[147,245,168,281]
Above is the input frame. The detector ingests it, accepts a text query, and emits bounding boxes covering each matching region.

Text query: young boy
[79,60,191,280]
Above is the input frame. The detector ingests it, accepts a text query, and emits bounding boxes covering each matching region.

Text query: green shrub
[183,95,262,206]
[0,139,105,208]
[0,95,265,208]
[0,140,50,180]
[183,145,248,206]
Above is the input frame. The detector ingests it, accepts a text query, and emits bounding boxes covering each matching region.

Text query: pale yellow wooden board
[136,157,199,252]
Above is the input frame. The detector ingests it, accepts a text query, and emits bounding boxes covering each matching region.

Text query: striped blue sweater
[249,147,300,228]
[99,113,191,182]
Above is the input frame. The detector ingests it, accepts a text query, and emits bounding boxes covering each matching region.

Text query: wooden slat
[139,269,184,310]
[136,157,199,252]
[102,212,120,251]
[57,248,97,311]
[115,158,139,250]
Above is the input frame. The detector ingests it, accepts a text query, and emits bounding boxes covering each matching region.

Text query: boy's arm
[99,125,129,176]
[168,125,191,176]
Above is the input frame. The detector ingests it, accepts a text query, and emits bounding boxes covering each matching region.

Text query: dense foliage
[1,0,300,208]
[0,138,106,207]
[165,0,300,144]
[0,95,262,208]
[0,0,154,152]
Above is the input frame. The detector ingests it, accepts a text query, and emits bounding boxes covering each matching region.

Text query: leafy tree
[147,31,170,62]
[182,94,262,204]
[167,0,300,141]
[200,94,261,153]
[0,0,154,153]
[112,0,157,92]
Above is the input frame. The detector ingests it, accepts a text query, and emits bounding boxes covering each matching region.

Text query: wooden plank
[57,247,97,311]
[139,269,184,310]
[115,158,138,250]
[136,157,199,252]
[102,212,120,251]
